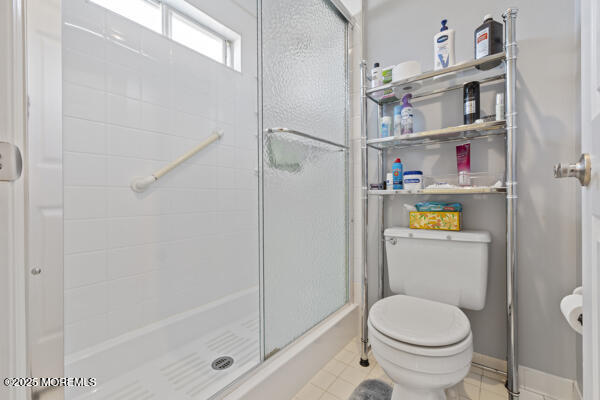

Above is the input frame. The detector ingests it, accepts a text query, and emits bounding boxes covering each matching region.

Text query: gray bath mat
[348,379,392,400]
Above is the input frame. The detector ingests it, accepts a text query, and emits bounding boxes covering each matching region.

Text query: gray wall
[365,0,581,380]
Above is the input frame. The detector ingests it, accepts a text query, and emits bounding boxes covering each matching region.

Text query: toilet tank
[384,227,491,310]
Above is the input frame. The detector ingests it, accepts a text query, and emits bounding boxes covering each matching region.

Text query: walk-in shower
[24,0,351,399]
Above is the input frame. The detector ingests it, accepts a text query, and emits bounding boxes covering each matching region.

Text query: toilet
[368,227,492,400]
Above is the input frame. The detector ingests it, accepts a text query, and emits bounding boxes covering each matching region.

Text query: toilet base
[391,383,446,400]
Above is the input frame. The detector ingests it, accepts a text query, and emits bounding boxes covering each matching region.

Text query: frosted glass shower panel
[262,0,348,145]
[262,0,348,355]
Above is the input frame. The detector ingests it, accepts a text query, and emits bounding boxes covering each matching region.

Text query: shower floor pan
[68,316,260,400]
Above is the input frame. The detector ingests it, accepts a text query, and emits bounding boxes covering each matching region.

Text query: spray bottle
[400,94,414,135]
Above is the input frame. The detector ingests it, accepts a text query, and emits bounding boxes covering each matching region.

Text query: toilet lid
[369,295,471,347]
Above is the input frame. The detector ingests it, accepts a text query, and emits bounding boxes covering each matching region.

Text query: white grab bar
[130,130,224,193]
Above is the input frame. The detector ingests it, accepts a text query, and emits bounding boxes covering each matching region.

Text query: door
[260,0,349,356]
[580,0,600,398]
[25,0,64,399]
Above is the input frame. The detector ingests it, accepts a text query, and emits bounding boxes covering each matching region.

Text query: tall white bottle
[433,19,455,70]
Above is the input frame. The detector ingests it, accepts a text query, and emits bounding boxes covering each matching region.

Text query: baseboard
[574,381,583,400]
[473,352,578,400]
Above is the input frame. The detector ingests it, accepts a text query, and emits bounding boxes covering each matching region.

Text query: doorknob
[554,153,591,186]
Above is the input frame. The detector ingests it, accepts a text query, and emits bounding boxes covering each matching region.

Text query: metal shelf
[368,186,507,196]
[366,53,506,104]
[367,120,506,150]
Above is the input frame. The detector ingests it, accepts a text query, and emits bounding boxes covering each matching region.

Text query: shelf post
[503,7,519,400]
[377,104,385,303]
[359,60,370,367]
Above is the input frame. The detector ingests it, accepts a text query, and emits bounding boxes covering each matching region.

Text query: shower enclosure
[24,0,350,399]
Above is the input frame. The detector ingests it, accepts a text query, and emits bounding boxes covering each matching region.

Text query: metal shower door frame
[256,0,353,363]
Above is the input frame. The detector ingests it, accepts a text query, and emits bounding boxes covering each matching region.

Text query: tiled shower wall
[62,0,258,356]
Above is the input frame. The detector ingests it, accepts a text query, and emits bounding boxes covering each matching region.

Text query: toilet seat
[369,295,471,348]
[369,319,472,358]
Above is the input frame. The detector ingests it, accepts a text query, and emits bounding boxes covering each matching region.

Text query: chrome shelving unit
[359,8,519,399]
[367,120,506,150]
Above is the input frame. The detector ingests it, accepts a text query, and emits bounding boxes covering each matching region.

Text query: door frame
[2,1,28,400]
[581,0,600,398]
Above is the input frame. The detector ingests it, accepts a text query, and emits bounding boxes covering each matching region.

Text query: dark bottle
[463,81,480,124]
[474,14,503,70]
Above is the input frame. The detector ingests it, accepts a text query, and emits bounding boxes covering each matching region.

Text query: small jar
[402,170,424,190]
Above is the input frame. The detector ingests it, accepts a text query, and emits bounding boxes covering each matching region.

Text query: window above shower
[90,0,242,70]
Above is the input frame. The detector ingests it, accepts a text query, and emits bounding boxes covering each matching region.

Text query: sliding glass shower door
[260,0,349,356]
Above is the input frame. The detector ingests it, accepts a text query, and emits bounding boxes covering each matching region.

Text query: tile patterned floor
[291,337,553,400]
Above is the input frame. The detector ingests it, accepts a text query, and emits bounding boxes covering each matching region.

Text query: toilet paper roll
[573,286,583,295]
[560,294,583,334]
[392,61,422,98]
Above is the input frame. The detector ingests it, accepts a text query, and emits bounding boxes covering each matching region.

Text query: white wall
[62,0,258,355]
[360,0,581,381]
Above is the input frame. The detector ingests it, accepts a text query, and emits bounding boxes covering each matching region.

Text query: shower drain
[211,356,234,370]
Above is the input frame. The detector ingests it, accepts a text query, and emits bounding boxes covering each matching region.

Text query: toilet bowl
[368,295,473,400]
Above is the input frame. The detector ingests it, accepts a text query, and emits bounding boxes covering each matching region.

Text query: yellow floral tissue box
[409,211,462,231]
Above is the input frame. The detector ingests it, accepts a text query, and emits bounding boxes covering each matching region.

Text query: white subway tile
[141,29,171,62]
[217,167,237,189]
[107,186,167,217]
[64,282,108,325]
[64,219,108,254]
[63,117,107,154]
[140,102,171,134]
[235,168,257,190]
[108,275,146,311]
[64,49,106,91]
[106,12,142,52]
[141,67,171,106]
[63,83,106,122]
[63,0,106,37]
[108,216,163,248]
[166,189,217,213]
[235,147,257,170]
[106,40,143,70]
[63,22,106,59]
[64,186,108,219]
[64,153,107,187]
[64,251,107,289]
[107,244,159,280]
[107,156,162,187]
[108,125,171,160]
[170,110,214,139]
[107,302,143,338]
[106,62,141,99]
[107,94,141,128]
[64,313,108,355]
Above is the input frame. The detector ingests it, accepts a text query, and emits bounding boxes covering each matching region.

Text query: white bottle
[433,19,455,70]
[380,116,392,137]
[495,93,505,121]
[371,63,382,88]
